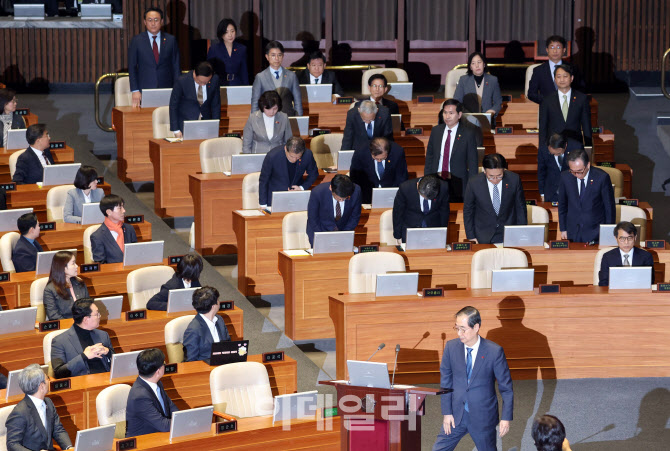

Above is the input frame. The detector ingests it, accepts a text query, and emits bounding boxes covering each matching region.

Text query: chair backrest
[189,222,195,249]
[348,252,406,293]
[526,205,550,242]
[0,232,20,273]
[9,150,25,178]
[43,329,68,378]
[199,137,243,173]
[525,63,542,97]
[598,166,624,198]
[30,277,49,323]
[444,68,467,99]
[470,248,529,289]
[46,185,75,223]
[114,76,132,107]
[593,246,617,285]
[83,224,101,264]
[242,172,261,210]
[0,404,16,451]
[164,315,195,364]
[96,384,132,438]
[310,133,344,168]
[152,106,172,139]
[209,361,274,418]
[127,266,175,311]
[282,212,309,250]
[379,210,395,246]
[361,68,409,95]
[616,204,647,241]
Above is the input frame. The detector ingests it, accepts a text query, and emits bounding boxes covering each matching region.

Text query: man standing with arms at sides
[251,41,303,117]
[433,306,513,451]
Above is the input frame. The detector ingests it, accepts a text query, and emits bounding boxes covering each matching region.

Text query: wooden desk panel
[0,146,74,183]
[112,107,157,183]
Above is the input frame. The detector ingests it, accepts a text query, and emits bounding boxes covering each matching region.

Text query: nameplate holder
[0,183,16,191]
[358,245,379,253]
[116,437,137,451]
[49,141,66,150]
[501,95,512,102]
[49,378,70,392]
[81,263,100,273]
[598,161,616,168]
[262,351,285,363]
[224,132,241,138]
[495,127,513,134]
[422,287,444,297]
[657,283,670,292]
[15,108,30,116]
[592,126,604,134]
[215,417,238,434]
[310,129,331,136]
[219,300,234,311]
[125,310,147,321]
[168,255,184,265]
[405,127,423,136]
[416,95,434,103]
[39,320,60,332]
[619,199,638,206]
[96,176,105,185]
[124,215,144,224]
[336,97,354,105]
[0,272,9,282]
[39,222,56,231]
[451,242,471,251]
[551,201,559,207]
[323,406,339,418]
[525,199,537,206]
[163,363,178,374]
[645,240,666,249]
[549,240,570,249]
[539,284,561,294]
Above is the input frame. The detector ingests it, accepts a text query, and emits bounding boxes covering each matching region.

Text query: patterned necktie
[152,35,159,64]
[366,122,373,139]
[624,254,631,266]
[562,94,569,121]
[314,78,319,84]
[579,178,586,199]
[421,198,429,227]
[155,385,166,415]
[335,201,342,222]
[274,71,280,80]
[376,160,384,181]
[440,129,452,178]
[492,184,501,215]
[197,84,204,106]
[558,154,564,168]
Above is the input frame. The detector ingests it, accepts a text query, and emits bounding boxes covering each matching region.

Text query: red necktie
[152,35,159,64]
[440,129,452,179]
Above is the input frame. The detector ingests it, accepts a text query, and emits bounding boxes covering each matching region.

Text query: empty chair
[199,137,243,173]
[152,106,172,139]
[379,210,395,246]
[30,277,49,323]
[0,404,16,451]
[114,76,132,107]
[164,315,195,364]
[616,204,647,241]
[189,222,195,249]
[242,172,260,210]
[524,63,542,98]
[8,150,25,179]
[46,185,75,223]
[348,252,406,294]
[282,212,309,250]
[526,205,550,242]
[83,224,101,264]
[470,248,528,289]
[0,232,20,273]
[127,266,175,311]
[598,166,624,198]
[96,384,132,438]
[43,329,68,378]
[444,68,467,99]
[593,246,617,285]
[361,68,409,95]
[209,362,274,418]
[310,133,343,168]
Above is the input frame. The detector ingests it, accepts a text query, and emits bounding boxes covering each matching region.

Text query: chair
[0,232,19,273]
[444,68,467,99]
[379,210,395,246]
[126,266,175,311]
[310,133,343,168]
[526,205,550,242]
[0,404,16,451]
[83,224,101,264]
[599,166,624,199]
[593,246,617,285]
[114,76,132,107]
[242,172,260,209]
[199,137,243,173]
[361,68,409,96]
[616,204,647,241]
[470,248,528,289]
[8,150,25,179]
[209,362,274,418]
[282,212,309,250]
[152,106,173,139]
[30,277,49,323]
[46,185,75,223]
[164,315,195,364]
[348,252,406,294]
[189,222,195,249]
[43,329,68,378]
[525,63,542,98]
[96,384,132,438]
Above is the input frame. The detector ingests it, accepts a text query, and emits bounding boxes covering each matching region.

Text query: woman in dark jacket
[206,18,249,86]
[43,251,89,320]
[146,253,203,311]
[0,88,26,148]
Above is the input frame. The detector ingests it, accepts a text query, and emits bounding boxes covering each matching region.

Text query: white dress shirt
[437,123,459,172]
[262,113,275,140]
[309,73,321,84]
[464,335,481,374]
[577,170,590,195]
[331,196,345,219]
[27,395,47,429]
[30,146,48,167]
[619,247,634,265]
[182,279,191,289]
[373,158,386,186]
[199,313,221,342]
[83,191,92,203]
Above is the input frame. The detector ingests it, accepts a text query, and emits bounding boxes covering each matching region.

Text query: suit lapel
[373,112,383,136]
[255,113,268,140]
[158,35,168,64]
[68,328,84,355]
[26,398,49,442]
[468,339,486,386]
[479,177,497,216]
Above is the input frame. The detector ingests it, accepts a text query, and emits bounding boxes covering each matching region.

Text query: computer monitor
[289,116,309,136]
[609,267,653,290]
[463,113,493,132]
[36,249,77,275]
[81,203,105,225]
[5,129,28,150]
[166,288,198,314]
[0,208,33,232]
[169,406,214,442]
[94,296,123,320]
[371,188,398,209]
[272,391,318,426]
[0,307,38,336]
[73,424,116,451]
[123,241,164,267]
[490,268,534,292]
[347,360,391,389]
[141,88,172,108]
[13,4,45,20]
[269,191,311,213]
[312,231,355,254]
[375,272,419,297]
[183,120,219,141]
[503,225,546,247]
[109,351,141,381]
[337,150,354,171]
[300,84,332,103]
[387,82,413,101]
[231,154,265,175]
[42,163,81,187]
[391,114,402,133]
[405,227,447,250]
[79,4,112,20]
[222,86,252,105]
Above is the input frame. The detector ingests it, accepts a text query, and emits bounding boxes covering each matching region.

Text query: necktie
[274,71,280,80]
[421,198,429,227]
[314,78,319,84]
[366,122,373,139]
[152,35,159,64]
[465,347,473,412]
[376,160,384,181]
[558,154,564,168]
[155,386,166,415]
[579,178,586,199]
[562,94,569,121]
[335,201,342,222]
[197,84,204,106]
[624,254,631,266]
[39,402,47,430]
[492,184,501,215]
[440,129,452,179]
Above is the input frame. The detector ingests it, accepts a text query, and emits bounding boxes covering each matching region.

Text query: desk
[0,146,74,183]
[499,96,599,129]
[330,287,670,384]
[112,107,157,183]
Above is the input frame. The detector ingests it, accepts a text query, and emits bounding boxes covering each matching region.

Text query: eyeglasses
[88,312,101,318]
[569,168,587,175]
[145,17,161,23]
[486,174,503,181]
[370,84,386,89]
[617,236,635,242]
[453,326,471,334]
[268,53,283,59]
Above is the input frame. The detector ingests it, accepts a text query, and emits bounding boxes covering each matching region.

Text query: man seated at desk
[51,299,114,379]
[258,137,318,208]
[169,61,221,139]
[392,174,450,244]
[183,286,231,362]
[12,212,42,273]
[350,137,408,204]
[13,123,55,185]
[297,51,344,101]
[538,132,570,203]
[306,174,362,247]
[341,100,393,152]
[90,194,138,264]
[598,221,654,287]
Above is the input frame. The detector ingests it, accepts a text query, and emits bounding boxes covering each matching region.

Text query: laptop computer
[272,391,318,426]
[269,191,311,213]
[13,4,45,20]
[183,120,219,141]
[36,249,77,275]
[337,150,355,171]
[222,86,252,105]
[5,129,28,150]
[491,268,535,292]
[375,272,419,297]
[167,288,198,314]
[391,114,402,133]
[289,116,310,136]
[503,225,546,247]
[169,406,214,442]
[312,231,355,254]
[0,307,37,336]
[80,4,112,20]
[231,154,265,175]
[94,296,123,321]
[599,224,641,246]
[0,208,33,232]
[73,424,116,451]
[463,113,493,131]
[387,82,413,101]
[81,203,105,225]
[347,360,391,389]
[300,84,333,103]
[109,350,141,381]
[123,241,164,267]
[209,340,250,366]
[141,88,172,108]
[405,227,448,250]
[609,267,653,290]
[42,164,81,187]
[371,188,398,209]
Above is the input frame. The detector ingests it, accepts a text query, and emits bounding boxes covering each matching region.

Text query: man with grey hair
[341,99,393,152]
[5,364,73,451]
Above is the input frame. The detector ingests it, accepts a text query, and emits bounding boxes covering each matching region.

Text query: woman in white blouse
[242,90,292,154]
[63,165,105,224]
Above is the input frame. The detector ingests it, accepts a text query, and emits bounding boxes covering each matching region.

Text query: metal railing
[662,48,670,100]
[453,63,534,70]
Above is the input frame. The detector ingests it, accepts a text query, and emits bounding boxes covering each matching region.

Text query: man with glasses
[13,123,55,185]
[433,306,513,451]
[558,148,615,243]
[598,221,654,286]
[251,40,303,116]
[463,153,527,244]
[51,298,114,378]
[527,35,585,105]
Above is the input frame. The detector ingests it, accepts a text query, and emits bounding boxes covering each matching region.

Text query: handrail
[662,48,670,100]
[286,64,383,71]
[452,63,533,70]
[95,72,128,132]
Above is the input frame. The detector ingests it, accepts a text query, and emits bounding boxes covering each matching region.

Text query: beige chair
[242,172,260,210]
[43,329,68,378]
[209,361,274,418]
[470,248,529,289]
[114,76,132,107]
[616,204,647,241]
[30,277,49,323]
[8,150,25,179]
[361,68,409,96]
[0,404,16,451]
[164,315,195,364]
[599,166,624,199]
[379,210,395,246]
[282,212,309,250]
[0,232,20,273]
[189,222,195,249]
[127,266,175,311]
[46,185,75,223]
[593,246,617,285]
[348,252,406,294]
[311,133,344,168]
[444,68,467,99]
[96,384,132,438]
[526,205,550,242]
[199,137,243,173]
[152,106,173,139]
[83,224,101,264]
[525,63,542,98]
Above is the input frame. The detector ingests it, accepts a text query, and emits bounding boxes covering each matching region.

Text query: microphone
[391,344,400,388]
[573,424,615,443]
[367,343,385,361]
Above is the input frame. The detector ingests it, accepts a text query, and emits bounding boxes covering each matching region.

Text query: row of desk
[0,144,74,184]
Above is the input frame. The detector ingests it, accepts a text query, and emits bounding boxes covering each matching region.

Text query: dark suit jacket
[539,90,592,151]
[341,102,393,152]
[51,325,114,379]
[12,235,43,273]
[439,337,513,432]
[306,182,362,246]
[128,31,181,92]
[453,73,502,116]
[146,273,201,311]
[90,222,138,264]
[251,67,303,116]
[5,396,72,451]
[598,247,655,287]
[392,177,450,241]
[12,147,55,184]
[0,112,25,148]
[424,123,479,195]
[169,71,221,132]
[258,146,318,206]
[463,171,527,244]
[183,314,231,362]
[126,377,178,437]
[43,278,89,320]
[527,61,586,105]
[206,41,249,86]
[537,147,570,202]
[350,141,408,204]
[297,69,344,97]
[558,166,615,243]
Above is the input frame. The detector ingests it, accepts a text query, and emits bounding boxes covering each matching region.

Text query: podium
[320,380,447,450]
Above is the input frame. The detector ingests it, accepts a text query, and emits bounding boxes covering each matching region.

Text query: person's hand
[540,194,545,202]
[331,94,339,103]
[442,415,455,434]
[562,438,572,451]
[289,185,301,191]
[96,344,110,355]
[499,420,510,437]
[131,91,142,108]
[470,238,479,244]
[83,345,100,359]
[173,131,183,139]
[485,109,496,115]
[560,231,567,240]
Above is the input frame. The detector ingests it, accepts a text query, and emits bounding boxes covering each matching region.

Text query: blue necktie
[376,160,384,181]
[366,122,373,139]
[465,347,473,412]
[492,184,501,215]
[579,178,586,199]
[274,71,279,80]
[421,198,429,227]
[155,385,166,415]
[314,78,319,84]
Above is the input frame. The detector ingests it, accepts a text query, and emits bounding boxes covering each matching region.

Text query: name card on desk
[310,129,331,136]
[216,418,238,434]
[550,240,570,249]
[126,310,147,321]
[619,199,639,206]
[116,437,137,451]
[263,351,284,362]
[169,255,184,265]
[81,263,100,273]
[0,272,9,282]
[645,240,666,249]
[416,95,434,103]
[224,133,241,138]
[539,284,561,294]
[39,320,60,332]
[49,141,66,150]
[422,287,444,297]
[598,161,616,168]
[592,126,604,134]
[358,245,379,253]
[495,127,513,134]
[124,215,144,224]
[219,300,234,311]
[405,127,423,135]
[336,97,354,105]
[39,222,56,231]
[164,363,178,374]
[525,199,537,206]
[15,108,30,116]
[452,242,472,251]
[49,378,70,392]
[657,283,670,292]
[0,183,16,191]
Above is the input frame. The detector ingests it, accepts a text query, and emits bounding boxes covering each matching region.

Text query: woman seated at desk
[206,18,249,87]
[63,165,105,224]
[453,52,502,122]
[242,90,292,154]
[146,253,203,311]
[0,88,25,148]
[44,250,89,320]
[183,286,231,363]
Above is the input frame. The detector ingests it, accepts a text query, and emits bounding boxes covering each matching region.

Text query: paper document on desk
[283,250,310,257]
[362,204,372,210]
[235,210,265,217]
[164,137,183,143]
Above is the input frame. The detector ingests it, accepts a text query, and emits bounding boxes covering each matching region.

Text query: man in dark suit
[424,99,479,203]
[538,132,570,203]
[433,306,513,451]
[527,35,585,105]
[558,148,615,243]
[392,174,450,243]
[306,174,362,247]
[12,212,42,273]
[169,61,221,138]
[251,41,303,116]
[128,6,181,108]
[341,100,393,152]
[126,348,179,437]
[258,137,318,207]
[5,364,73,451]
[598,221,655,286]
[51,298,114,378]
[464,154,527,244]
[183,286,231,362]
[350,137,408,204]
[297,51,345,101]
[13,123,55,185]
[90,194,138,263]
